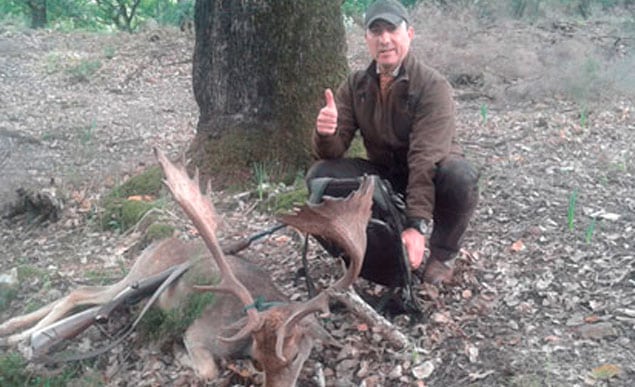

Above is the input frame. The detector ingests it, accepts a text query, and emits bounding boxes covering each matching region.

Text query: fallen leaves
[1,18,634,387]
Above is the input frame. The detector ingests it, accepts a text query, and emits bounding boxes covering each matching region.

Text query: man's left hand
[402,228,426,269]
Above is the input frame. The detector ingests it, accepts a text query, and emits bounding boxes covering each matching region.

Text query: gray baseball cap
[364,0,410,29]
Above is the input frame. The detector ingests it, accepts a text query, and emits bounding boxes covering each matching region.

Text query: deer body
[0,235,293,380]
[152,237,295,380]
[1,149,374,386]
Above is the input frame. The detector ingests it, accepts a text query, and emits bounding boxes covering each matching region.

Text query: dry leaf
[431,312,451,324]
[544,335,560,343]
[510,240,525,252]
[71,190,85,202]
[584,315,600,323]
[591,364,621,380]
[78,198,92,212]
[460,248,479,262]
[272,235,291,245]
[507,335,521,345]
[127,195,154,202]
[469,370,495,382]
[227,363,253,378]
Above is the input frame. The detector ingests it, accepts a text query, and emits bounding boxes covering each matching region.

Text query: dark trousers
[306,156,479,262]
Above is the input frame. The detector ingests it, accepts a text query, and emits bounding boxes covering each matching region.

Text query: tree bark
[191,0,348,184]
[27,0,47,29]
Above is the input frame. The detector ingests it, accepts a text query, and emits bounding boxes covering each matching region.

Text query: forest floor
[1,5,634,387]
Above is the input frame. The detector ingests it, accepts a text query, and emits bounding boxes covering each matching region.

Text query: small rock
[47,288,63,300]
[336,358,358,376]
[356,360,370,378]
[566,314,585,327]
[616,308,635,317]
[576,322,618,340]
[336,343,359,361]
[314,362,326,387]
[359,375,381,387]
[536,277,551,290]
[412,360,435,379]
[0,267,18,286]
[323,367,335,378]
[388,364,403,379]
[466,343,479,363]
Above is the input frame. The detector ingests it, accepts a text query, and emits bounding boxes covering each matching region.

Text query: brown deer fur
[0,149,373,386]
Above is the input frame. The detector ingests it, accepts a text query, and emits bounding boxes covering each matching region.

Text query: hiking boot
[419,257,455,285]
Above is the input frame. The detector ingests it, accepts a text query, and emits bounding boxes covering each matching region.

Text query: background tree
[95,0,141,32]
[26,0,47,28]
[190,0,348,185]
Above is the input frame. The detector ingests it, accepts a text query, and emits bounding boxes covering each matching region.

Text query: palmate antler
[154,149,262,341]
[275,176,374,361]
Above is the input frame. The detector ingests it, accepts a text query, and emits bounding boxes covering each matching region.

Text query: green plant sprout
[567,189,578,231]
[580,107,588,127]
[252,162,269,200]
[81,119,96,145]
[480,103,488,125]
[585,217,597,243]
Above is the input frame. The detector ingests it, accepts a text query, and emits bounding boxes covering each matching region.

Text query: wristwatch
[406,218,430,235]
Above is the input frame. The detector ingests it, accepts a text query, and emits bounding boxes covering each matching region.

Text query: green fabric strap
[243,295,286,312]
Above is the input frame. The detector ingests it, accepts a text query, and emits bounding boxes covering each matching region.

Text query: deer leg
[1,282,129,346]
[183,325,221,380]
[1,300,59,337]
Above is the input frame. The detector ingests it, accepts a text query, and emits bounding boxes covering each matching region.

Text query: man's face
[365,20,414,73]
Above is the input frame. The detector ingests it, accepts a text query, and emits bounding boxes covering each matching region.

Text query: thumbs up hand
[316,89,338,136]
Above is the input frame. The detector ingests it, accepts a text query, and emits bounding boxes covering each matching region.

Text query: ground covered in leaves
[1,5,634,387]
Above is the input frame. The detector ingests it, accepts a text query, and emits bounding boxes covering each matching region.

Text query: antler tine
[274,176,375,361]
[281,176,374,289]
[154,148,261,339]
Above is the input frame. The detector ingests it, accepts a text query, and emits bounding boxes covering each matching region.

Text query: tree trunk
[28,0,47,29]
[190,0,348,185]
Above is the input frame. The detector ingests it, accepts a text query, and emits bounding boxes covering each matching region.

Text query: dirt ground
[1,5,634,387]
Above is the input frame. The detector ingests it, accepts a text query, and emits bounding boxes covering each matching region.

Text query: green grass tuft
[0,352,80,386]
[138,292,216,343]
[138,268,218,343]
[100,166,165,232]
[0,286,18,312]
[144,223,175,242]
[567,189,578,231]
[268,185,309,214]
[66,59,102,83]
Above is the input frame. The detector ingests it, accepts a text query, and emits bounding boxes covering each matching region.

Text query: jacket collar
[365,52,414,81]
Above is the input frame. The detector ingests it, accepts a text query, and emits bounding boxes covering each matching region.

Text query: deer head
[155,148,373,386]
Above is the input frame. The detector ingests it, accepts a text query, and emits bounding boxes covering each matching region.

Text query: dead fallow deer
[0,148,374,386]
